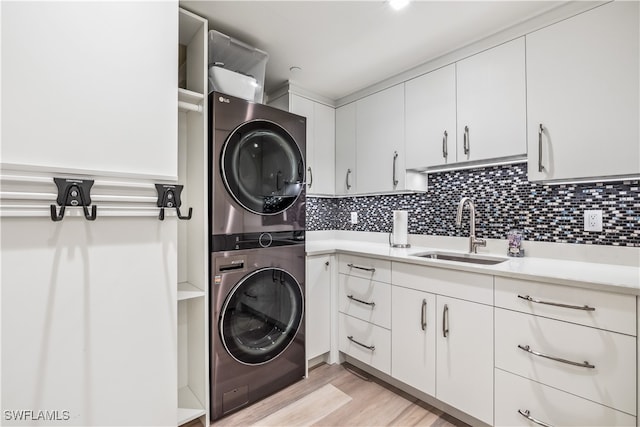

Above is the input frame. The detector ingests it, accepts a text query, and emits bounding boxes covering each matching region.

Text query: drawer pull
[347,335,375,351]
[517,294,595,312]
[517,344,595,369]
[442,304,449,338]
[347,294,376,308]
[347,263,376,273]
[518,409,553,427]
[421,299,427,331]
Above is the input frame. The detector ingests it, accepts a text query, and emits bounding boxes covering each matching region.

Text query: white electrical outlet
[350,212,358,224]
[584,210,603,232]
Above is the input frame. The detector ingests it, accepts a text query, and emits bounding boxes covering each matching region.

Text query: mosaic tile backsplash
[306,163,640,247]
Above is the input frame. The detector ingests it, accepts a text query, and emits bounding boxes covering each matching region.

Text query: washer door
[221,119,304,215]
[220,267,303,365]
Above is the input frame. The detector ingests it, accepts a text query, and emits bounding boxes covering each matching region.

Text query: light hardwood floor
[197,363,469,427]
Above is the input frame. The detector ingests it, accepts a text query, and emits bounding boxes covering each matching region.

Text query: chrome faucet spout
[455,197,486,253]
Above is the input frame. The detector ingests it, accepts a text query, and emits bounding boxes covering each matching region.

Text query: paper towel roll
[391,210,408,247]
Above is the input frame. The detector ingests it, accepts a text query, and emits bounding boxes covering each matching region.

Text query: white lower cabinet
[436,295,493,425]
[495,308,636,416]
[339,313,391,374]
[306,255,332,360]
[495,369,636,427]
[391,286,436,396]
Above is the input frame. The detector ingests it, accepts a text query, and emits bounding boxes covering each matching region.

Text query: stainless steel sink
[412,251,508,265]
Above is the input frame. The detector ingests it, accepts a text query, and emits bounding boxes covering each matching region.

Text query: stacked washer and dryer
[208,91,307,420]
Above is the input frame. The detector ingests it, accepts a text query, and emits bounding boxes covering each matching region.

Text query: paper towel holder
[389,233,411,248]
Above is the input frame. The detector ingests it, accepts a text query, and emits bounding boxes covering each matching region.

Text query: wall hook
[155,184,192,221]
[50,178,97,221]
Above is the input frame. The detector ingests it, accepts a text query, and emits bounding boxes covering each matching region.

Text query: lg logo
[218,96,230,103]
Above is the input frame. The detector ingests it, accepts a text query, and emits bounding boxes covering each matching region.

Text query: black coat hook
[50,178,97,221]
[155,184,192,221]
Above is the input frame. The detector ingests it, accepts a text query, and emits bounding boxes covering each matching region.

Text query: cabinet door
[391,286,436,396]
[456,38,526,163]
[356,85,405,193]
[436,296,493,425]
[335,103,357,195]
[405,65,457,169]
[1,2,178,178]
[526,2,639,182]
[290,95,316,191]
[306,256,332,360]
[312,102,336,195]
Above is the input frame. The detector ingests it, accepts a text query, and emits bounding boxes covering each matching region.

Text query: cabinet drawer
[339,255,391,283]
[495,369,636,426]
[339,313,391,375]
[495,308,636,415]
[392,262,492,305]
[339,274,391,329]
[495,276,636,336]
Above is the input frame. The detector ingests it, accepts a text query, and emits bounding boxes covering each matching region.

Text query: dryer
[210,240,305,420]
[209,92,306,251]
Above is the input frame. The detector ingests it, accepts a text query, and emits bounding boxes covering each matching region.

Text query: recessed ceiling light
[289,66,302,73]
[388,0,410,11]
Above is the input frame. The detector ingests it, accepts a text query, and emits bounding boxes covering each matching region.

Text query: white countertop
[306,239,640,296]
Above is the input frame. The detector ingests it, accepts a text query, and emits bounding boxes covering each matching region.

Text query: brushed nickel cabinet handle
[347,294,376,308]
[442,304,449,337]
[421,299,427,331]
[517,344,595,369]
[442,130,448,159]
[538,124,545,172]
[463,126,469,155]
[346,263,376,273]
[517,294,595,311]
[392,151,399,187]
[347,335,375,351]
[307,166,313,188]
[346,168,352,190]
[518,409,554,427]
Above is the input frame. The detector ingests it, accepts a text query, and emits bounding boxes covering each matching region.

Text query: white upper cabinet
[282,93,336,195]
[335,103,357,195]
[526,2,639,182]
[405,64,457,169]
[355,85,405,193]
[456,37,526,163]
[1,2,178,178]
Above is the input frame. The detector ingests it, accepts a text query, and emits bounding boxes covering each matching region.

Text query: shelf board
[178,88,204,104]
[178,385,206,426]
[178,282,205,301]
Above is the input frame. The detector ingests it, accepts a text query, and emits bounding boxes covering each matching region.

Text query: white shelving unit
[177,7,209,427]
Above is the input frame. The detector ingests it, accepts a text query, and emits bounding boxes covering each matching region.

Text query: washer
[209,92,306,251]
[210,241,305,420]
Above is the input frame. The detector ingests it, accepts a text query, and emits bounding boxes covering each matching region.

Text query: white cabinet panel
[306,255,332,360]
[456,38,526,163]
[526,1,639,182]
[495,369,636,427]
[1,2,178,178]
[495,276,636,336]
[495,308,636,415]
[335,103,357,195]
[339,313,391,375]
[339,255,391,283]
[1,218,177,426]
[312,102,336,195]
[391,286,436,396]
[355,85,405,193]
[339,275,391,329]
[405,64,457,169]
[436,295,493,425]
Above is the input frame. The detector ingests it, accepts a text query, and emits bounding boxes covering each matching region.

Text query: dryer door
[221,119,304,215]
[220,267,304,365]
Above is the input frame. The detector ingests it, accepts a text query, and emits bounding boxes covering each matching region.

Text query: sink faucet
[455,197,486,253]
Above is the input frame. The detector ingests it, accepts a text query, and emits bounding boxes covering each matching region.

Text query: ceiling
[180,1,567,101]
